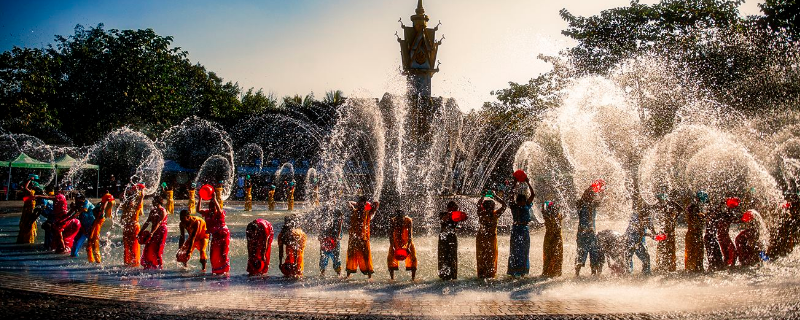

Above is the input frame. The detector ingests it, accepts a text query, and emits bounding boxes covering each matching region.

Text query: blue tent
[163,160,196,173]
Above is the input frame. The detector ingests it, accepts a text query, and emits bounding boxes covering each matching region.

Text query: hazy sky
[0,0,765,111]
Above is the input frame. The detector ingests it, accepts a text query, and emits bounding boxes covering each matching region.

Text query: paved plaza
[1,201,800,319]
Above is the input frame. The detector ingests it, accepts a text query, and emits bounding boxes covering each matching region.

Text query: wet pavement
[1,200,800,319]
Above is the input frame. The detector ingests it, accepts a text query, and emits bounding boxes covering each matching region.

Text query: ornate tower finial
[397,0,441,99]
[411,0,429,24]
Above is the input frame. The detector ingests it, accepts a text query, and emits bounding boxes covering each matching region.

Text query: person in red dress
[197,193,230,275]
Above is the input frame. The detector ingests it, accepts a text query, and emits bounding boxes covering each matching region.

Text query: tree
[241,88,278,115]
[0,47,62,143]
[758,0,800,41]
[559,0,744,76]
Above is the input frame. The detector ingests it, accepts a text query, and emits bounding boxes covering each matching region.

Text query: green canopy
[54,154,99,170]
[5,152,54,200]
[7,153,54,169]
[0,160,8,167]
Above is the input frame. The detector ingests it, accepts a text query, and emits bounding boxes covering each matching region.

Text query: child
[476,191,507,279]
[246,218,274,276]
[278,215,307,278]
[597,229,627,275]
[319,209,344,277]
[177,209,209,272]
[388,210,417,281]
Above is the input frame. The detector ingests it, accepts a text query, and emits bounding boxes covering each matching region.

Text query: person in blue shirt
[36,188,55,250]
[575,181,605,277]
[507,177,536,277]
[624,204,656,275]
[70,194,95,257]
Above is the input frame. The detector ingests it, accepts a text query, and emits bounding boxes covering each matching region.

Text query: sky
[0,0,766,112]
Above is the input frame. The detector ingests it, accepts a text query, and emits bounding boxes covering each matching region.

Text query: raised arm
[369,201,380,219]
[210,194,221,213]
[525,179,535,204]
[495,196,507,216]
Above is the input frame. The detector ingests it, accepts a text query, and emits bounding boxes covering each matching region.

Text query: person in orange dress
[278,215,307,278]
[387,210,417,281]
[87,194,114,263]
[345,197,380,279]
[122,184,145,267]
[177,209,209,271]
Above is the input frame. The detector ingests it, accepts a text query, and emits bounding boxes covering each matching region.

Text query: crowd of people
[11,171,800,281]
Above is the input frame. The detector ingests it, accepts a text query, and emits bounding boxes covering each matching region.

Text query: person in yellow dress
[287,182,295,211]
[87,194,114,263]
[16,174,39,244]
[653,191,682,272]
[346,197,380,279]
[685,191,707,272]
[541,200,563,278]
[278,215,307,278]
[122,184,145,267]
[163,183,175,215]
[387,210,417,281]
[215,181,225,209]
[244,176,253,211]
[268,185,276,211]
[187,183,197,215]
[476,191,507,279]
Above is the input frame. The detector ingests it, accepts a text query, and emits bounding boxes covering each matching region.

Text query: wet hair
[515,194,527,204]
[482,199,495,211]
[358,196,368,203]
[152,195,164,206]
[179,209,189,218]
[446,201,458,211]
